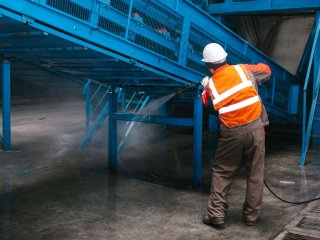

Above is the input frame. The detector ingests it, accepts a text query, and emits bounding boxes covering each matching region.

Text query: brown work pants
[207,118,265,222]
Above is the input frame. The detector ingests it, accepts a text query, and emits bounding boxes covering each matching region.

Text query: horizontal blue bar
[113,113,193,127]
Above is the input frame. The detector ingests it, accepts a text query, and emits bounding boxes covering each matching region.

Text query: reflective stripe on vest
[218,95,260,114]
[210,65,253,105]
[208,64,260,115]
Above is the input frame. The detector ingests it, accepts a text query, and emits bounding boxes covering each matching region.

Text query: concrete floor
[1,96,320,240]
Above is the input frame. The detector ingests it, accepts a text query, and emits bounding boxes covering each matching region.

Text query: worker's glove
[201,76,210,87]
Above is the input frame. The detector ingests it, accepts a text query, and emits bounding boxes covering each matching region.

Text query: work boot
[202,214,225,229]
[243,218,258,226]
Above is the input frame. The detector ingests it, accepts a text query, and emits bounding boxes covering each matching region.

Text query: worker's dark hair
[205,60,227,71]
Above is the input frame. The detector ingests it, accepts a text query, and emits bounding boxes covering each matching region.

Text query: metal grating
[282,232,320,240]
[46,0,91,21]
[187,59,208,75]
[296,217,320,232]
[187,24,217,73]
[98,16,126,37]
[128,0,182,61]
[132,34,177,61]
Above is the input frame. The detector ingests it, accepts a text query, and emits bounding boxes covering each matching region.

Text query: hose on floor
[264,180,320,204]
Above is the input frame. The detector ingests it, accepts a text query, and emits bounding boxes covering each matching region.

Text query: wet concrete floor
[1,96,320,240]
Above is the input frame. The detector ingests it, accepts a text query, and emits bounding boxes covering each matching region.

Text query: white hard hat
[202,43,228,63]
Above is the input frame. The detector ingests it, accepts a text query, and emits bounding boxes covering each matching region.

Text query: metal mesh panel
[98,16,126,37]
[187,24,214,74]
[46,0,92,21]
[127,0,182,61]
[110,0,129,15]
[132,34,177,60]
[98,0,128,37]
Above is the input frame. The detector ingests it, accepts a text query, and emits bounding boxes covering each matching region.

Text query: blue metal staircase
[0,0,299,120]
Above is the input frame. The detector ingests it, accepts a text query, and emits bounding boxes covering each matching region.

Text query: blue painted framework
[1,61,11,150]
[0,0,308,184]
[0,0,300,121]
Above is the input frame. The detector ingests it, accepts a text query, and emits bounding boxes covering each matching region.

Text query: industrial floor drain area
[310,203,320,214]
[297,217,320,232]
[281,232,320,240]
[274,200,320,240]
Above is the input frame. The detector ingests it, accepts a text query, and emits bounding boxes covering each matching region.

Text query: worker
[200,43,271,229]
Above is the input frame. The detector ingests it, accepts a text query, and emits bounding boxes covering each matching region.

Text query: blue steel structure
[0,0,317,183]
[1,61,11,150]
[300,12,320,166]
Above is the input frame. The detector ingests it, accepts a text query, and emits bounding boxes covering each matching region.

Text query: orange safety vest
[205,64,262,127]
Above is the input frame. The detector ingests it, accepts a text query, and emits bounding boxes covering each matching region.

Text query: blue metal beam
[108,89,118,171]
[207,0,320,15]
[1,61,11,150]
[193,88,203,187]
[113,113,193,127]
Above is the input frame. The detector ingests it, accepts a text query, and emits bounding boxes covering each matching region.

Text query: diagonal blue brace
[193,87,203,187]
[1,61,11,150]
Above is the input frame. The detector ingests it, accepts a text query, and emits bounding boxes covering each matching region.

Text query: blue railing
[80,80,111,148]
[300,12,320,165]
[80,79,151,148]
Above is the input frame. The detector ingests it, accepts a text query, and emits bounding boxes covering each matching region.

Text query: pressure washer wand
[175,82,201,95]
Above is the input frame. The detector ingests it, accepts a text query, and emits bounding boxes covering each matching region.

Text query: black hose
[264,180,320,205]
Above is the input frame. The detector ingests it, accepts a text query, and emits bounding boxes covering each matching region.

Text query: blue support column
[84,80,91,131]
[2,61,11,150]
[193,88,203,187]
[312,13,320,146]
[108,89,117,171]
[178,18,190,66]
[208,114,219,134]
[121,89,126,112]
[288,85,299,115]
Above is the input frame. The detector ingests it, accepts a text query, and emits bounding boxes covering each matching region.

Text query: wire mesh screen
[46,0,92,21]
[128,0,183,61]
[41,0,205,68]
[98,0,129,37]
[187,24,211,74]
